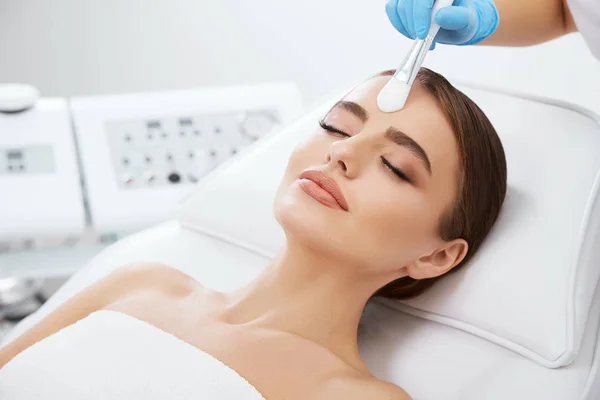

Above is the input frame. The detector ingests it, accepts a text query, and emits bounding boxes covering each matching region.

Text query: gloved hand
[385,0,499,46]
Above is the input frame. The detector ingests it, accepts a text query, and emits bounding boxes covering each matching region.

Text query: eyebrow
[330,100,369,122]
[385,127,432,174]
[329,101,432,174]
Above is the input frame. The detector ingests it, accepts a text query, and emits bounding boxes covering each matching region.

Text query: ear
[405,239,469,280]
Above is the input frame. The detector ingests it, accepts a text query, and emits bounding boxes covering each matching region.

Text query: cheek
[352,178,439,259]
[274,135,328,219]
[281,135,327,181]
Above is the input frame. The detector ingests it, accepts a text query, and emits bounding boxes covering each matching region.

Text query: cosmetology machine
[0,82,302,319]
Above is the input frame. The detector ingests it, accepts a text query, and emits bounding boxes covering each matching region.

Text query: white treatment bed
[3,82,600,400]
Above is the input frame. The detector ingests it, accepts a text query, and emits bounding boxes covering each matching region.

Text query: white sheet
[0,308,265,400]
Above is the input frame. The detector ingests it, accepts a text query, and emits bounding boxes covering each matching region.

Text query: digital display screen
[146,120,161,129]
[6,150,23,159]
[1,145,54,174]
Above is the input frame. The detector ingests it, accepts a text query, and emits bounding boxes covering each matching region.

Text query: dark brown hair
[375,68,507,299]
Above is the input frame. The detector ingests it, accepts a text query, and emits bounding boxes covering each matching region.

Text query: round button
[144,172,156,184]
[121,174,134,185]
[168,172,181,184]
[124,151,144,167]
[240,112,278,140]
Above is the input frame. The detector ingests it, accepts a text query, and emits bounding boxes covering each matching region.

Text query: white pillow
[176,84,600,368]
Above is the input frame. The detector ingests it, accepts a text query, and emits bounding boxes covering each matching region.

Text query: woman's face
[274,76,465,278]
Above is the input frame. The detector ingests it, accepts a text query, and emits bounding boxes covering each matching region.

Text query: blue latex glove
[385,0,499,46]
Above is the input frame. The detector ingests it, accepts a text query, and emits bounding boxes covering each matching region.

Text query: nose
[327,137,365,179]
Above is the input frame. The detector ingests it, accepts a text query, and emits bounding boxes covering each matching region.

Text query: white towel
[0,310,265,400]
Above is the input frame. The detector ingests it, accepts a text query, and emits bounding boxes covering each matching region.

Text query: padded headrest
[177,83,600,368]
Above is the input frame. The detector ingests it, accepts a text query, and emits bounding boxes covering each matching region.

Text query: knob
[240,111,278,140]
[0,83,40,113]
[124,151,144,167]
[144,172,156,184]
[168,172,181,184]
[121,174,134,186]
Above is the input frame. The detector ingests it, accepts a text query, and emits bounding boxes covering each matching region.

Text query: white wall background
[0,0,598,113]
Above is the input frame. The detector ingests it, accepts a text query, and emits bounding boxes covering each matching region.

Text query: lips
[298,170,349,211]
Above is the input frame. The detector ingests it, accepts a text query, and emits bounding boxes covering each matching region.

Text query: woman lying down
[0,68,507,400]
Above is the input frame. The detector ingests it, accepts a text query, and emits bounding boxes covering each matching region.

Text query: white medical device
[0,82,302,278]
[0,98,86,252]
[70,84,302,239]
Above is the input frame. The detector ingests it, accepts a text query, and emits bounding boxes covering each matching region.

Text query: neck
[221,240,394,371]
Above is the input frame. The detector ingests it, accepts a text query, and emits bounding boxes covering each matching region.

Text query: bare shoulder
[0,263,198,369]
[562,0,577,33]
[111,262,200,298]
[341,377,411,400]
[365,380,412,400]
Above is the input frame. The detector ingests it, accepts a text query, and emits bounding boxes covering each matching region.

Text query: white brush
[377,0,455,113]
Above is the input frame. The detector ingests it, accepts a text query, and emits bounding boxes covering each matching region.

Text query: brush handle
[428,0,455,39]
[393,0,454,86]
[395,38,431,86]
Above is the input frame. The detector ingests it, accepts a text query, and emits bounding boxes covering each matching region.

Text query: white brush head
[376,78,411,113]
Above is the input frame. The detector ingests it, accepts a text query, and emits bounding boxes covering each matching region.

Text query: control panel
[106,110,279,190]
[70,82,302,237]
[0,145,55,175]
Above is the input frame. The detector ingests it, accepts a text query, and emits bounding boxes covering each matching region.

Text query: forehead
[342,76,451,136]
[339,76,460,177]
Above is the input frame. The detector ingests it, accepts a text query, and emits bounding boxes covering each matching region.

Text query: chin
[274,181,353,259]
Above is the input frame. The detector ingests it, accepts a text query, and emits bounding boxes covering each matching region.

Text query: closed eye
[319,120,350,137]
[319,120,412,184]
[381,156,412,184]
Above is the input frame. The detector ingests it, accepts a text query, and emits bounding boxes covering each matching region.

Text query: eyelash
[318,119,412,184]
[381,157,412,183]
[319,120,348,137]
